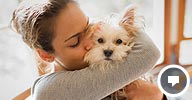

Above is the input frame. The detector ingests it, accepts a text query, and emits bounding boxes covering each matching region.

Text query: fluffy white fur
[84,7,138,71]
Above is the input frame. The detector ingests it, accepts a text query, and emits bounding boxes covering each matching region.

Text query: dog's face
[84,23,133,64]
[84,7,137,65]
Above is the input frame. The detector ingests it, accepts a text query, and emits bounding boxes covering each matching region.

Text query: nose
[83,38,93,51]
[104,50,113,57]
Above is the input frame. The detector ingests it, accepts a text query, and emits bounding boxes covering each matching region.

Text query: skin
[125,79,163,100]
[37,2,163,99]
[52,3,94,71]
[38,3,93,71]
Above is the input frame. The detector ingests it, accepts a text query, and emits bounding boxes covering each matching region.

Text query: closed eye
[69,36,80,48]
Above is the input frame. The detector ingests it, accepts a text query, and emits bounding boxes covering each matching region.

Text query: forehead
[54,3,87,39]
[94,23,128,38]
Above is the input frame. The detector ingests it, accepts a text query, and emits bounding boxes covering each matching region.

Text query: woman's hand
[125,79,163,100]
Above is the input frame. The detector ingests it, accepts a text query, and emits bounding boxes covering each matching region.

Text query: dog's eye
[116,39,122,44]
[98,38,104,43]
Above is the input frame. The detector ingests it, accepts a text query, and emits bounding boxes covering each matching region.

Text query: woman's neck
[53,62,66,72]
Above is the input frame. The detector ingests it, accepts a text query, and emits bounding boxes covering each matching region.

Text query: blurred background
[0,0,191,100]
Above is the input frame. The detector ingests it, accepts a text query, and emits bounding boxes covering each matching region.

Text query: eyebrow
[64,17,89,43]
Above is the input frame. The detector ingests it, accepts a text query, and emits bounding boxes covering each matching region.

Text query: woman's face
[52,3,93,71]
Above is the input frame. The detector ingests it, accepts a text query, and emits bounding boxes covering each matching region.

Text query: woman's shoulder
[31,71,65,94]
[32,71,67,84]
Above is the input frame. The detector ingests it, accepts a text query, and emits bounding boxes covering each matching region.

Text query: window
[179,40,192,65]
[178,0,192,65]
[183,0,192,38]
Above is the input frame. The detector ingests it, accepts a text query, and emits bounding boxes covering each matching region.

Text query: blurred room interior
[0,0,191,100]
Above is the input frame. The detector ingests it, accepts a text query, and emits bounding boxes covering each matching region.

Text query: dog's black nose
[104,50,113,57]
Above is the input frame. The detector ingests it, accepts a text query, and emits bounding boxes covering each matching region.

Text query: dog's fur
[83,6,143,100]
[84,7,138,71]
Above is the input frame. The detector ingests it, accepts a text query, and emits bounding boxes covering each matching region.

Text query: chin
[76,62,89,70]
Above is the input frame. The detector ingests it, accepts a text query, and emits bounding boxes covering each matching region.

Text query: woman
[12,0,162,100]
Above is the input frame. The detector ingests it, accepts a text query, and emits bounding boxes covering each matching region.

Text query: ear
[121,5,136,25]
[36,48,55,62]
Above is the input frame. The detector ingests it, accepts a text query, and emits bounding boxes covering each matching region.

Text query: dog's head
[84,7,138,65]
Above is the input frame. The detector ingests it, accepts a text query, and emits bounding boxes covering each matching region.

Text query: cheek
[69,47,86,61]
[84,46,104,64]
[60,48,86,69]
[112,45,129,60]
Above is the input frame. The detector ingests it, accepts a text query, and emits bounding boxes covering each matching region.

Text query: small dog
[84,6,144,100]
[84,7,138,71]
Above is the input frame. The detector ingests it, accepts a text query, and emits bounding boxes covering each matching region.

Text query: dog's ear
[120,5,136,25]
[119,5,138,37]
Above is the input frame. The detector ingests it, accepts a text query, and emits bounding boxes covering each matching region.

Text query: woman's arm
[31,30,160,100]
